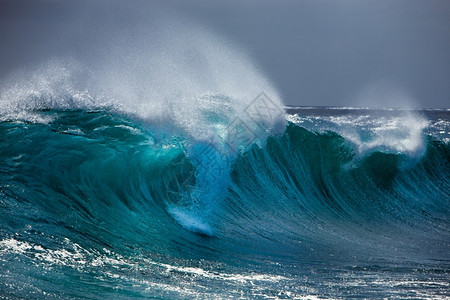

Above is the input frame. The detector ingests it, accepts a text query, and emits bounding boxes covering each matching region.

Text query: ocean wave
[0,105,449,298]
[1,108,448,248]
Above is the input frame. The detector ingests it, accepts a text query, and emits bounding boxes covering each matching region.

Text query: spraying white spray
[0,15,286,235]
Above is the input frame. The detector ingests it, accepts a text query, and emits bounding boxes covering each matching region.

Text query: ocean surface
[0,85,449,299]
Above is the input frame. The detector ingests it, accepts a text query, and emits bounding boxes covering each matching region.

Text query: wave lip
[287,108,430,159]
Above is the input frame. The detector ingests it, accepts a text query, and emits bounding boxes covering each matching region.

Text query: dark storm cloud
[1,0,449,107]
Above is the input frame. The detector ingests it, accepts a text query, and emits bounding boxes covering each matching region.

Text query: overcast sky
[1,0,449,108]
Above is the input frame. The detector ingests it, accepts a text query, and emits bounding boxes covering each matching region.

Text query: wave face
[0,100,449,298]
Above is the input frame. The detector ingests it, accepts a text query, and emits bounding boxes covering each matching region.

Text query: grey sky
[1,0,449,108]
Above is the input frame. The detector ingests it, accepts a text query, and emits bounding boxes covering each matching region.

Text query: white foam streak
[351,112,428,158]
[289,111,429,158]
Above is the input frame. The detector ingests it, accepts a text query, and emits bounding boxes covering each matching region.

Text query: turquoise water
[0,103,449,299]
